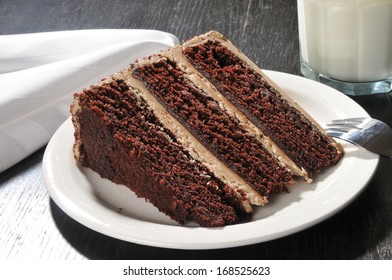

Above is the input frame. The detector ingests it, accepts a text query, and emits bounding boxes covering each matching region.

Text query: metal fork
[326,117,392,158]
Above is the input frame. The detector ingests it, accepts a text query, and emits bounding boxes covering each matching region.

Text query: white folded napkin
[0,29,179,172]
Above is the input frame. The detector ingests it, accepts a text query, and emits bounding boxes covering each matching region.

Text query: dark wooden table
[1,0,391,260]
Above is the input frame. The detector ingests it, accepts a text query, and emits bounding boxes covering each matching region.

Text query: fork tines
[326,118,365,132]
[330,117,366,124]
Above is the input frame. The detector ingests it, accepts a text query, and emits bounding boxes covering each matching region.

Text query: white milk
[298,0,392,82]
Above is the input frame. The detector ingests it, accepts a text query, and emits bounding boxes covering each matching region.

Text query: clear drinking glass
[297,0,392,95]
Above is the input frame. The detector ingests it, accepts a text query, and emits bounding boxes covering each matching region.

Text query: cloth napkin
[0,29,179,172]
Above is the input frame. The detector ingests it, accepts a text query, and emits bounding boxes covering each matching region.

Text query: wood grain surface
[1,0,391,260]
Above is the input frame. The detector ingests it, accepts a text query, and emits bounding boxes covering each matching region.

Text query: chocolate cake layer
[132,57,293,197]
[71,74,247,227]
[182,31,344,179]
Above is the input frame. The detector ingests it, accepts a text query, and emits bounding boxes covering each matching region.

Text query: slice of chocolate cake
[70,30,344,227]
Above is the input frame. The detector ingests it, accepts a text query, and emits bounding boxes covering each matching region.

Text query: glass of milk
[298,0,392,95]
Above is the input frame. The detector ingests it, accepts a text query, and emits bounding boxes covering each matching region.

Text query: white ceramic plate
[43,70,379,249]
